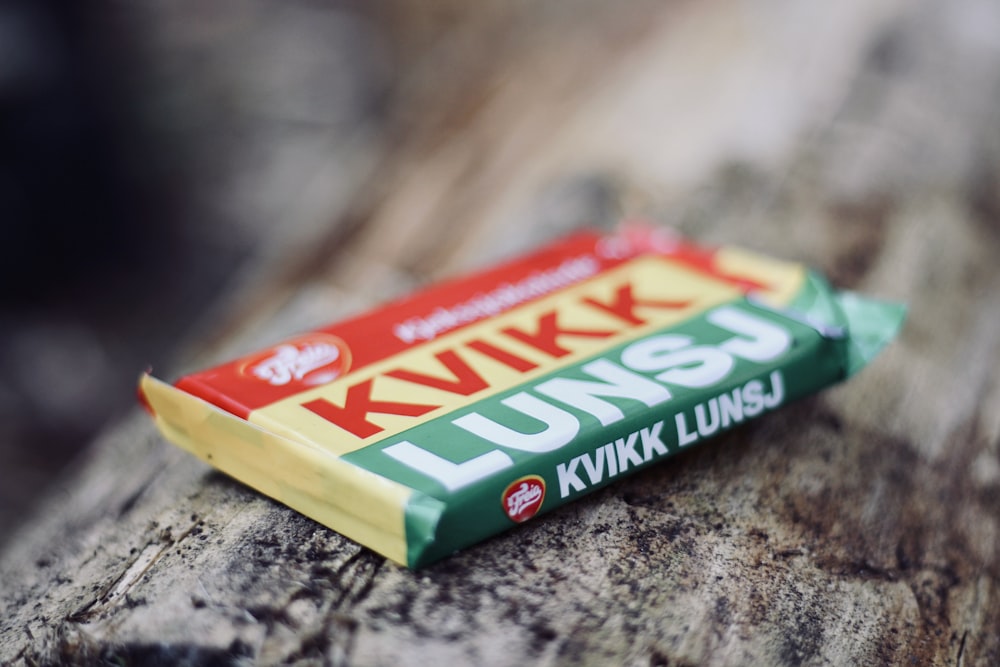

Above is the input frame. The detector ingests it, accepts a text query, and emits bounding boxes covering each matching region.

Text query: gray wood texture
[3,1,1000,665]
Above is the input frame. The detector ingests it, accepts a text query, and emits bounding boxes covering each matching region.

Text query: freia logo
[242,334,351,388]
[502,476,546,523]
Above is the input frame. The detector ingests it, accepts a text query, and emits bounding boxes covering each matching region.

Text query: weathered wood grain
[3,0,1000,665]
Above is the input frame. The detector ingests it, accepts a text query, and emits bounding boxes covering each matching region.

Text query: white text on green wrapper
[384,304,792,493]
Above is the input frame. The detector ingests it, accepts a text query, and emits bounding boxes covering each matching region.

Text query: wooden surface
[3,1,1000,665]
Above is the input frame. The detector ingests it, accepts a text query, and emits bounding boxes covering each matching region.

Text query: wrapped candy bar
[140,224,905,568]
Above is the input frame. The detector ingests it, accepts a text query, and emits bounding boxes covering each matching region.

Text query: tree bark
[3,1,1000,665]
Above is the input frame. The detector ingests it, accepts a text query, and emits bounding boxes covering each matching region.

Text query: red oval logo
[502,475,546,523]
[239,333,351,388]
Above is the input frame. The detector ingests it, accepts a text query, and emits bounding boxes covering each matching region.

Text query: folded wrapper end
[749,269,906,378]
[834,291,907,377]
[137,374,156,416]
[404,492,450,569]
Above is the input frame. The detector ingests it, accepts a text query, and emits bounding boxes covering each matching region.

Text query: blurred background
[0,0,407,538]
[1,0,998,545]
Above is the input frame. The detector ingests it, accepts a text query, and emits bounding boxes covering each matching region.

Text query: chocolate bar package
[140,224,905,568]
